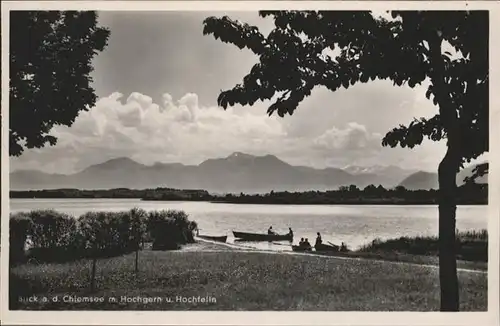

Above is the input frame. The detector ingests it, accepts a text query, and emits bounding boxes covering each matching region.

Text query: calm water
[10,199,487,251]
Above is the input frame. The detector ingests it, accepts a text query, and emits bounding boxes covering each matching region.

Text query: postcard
[1,1,499,325]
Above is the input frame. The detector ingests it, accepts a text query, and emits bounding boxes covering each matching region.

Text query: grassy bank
[357,229,488,262]
[313,250,487,271]
[9,247,486,311]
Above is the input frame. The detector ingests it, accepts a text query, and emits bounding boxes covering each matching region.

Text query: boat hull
[292,245,312,252]
[315,243,340,252]
[233,231,293,242]
[197,235,227,243]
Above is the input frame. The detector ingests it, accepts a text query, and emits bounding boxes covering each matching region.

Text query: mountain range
[10,152,487,193]
[398,165,488,191]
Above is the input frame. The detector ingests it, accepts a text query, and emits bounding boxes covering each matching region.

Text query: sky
[10,11,481,174]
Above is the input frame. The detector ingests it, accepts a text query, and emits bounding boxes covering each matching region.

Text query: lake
[9,198,487,251]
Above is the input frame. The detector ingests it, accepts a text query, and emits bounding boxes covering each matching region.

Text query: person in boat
[304,238,312,249]
[315,232,322,247]
[288,227,293,237]
[299,238,305,247]
[268,226,276,235]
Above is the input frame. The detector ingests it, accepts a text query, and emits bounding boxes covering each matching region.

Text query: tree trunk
[426,32,462,311]
[438,148,460,311]
[135,248,139,275]
[90,254,97,293]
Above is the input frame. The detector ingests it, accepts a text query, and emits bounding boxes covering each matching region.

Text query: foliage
[9,11,110,156]
[9,209,196,263]
[147,210,196,250]
[202,10,488,173]
[464,163,489,184]
[27,210,80,261]
[218,183,487,205]
[358,229,488,262]
[9,182,488,205]
[11,187,210,200]
[129,207,149,249]
[78,210,145,257]
[9,213,33,264]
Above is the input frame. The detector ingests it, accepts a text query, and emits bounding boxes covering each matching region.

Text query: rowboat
[232,231,293,242]
[314,243,340,252]
[292,245,312,252]
[197,235,227,243]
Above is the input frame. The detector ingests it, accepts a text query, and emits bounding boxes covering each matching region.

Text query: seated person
[268,226,276,235]
[299,238,305,247]
[304,238,312,248]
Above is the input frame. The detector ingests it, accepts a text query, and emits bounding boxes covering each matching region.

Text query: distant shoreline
[10,183,488,206]
[9,196,488,206]
[205,200,488,206]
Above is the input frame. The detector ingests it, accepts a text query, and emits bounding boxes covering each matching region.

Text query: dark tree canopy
[203,10,488,175]
[10,11,110,156]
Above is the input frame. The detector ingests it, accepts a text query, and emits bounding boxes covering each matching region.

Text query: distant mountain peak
[261,153,279,159]
[342,164,420,175]
[151,161,184,168]
[87,157,144,170]
[104,157,137,164]
[227,152,255,159]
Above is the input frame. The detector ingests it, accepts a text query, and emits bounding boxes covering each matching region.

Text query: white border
[1,1,499,325]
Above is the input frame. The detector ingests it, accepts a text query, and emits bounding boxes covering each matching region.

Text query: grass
[357,229,488,263]
[10,247,487,311]
[312,250,487,271]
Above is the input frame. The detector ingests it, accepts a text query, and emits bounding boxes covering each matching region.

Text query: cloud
[313,122,382,151]
[10,84,467,175]
[10,91,291,173]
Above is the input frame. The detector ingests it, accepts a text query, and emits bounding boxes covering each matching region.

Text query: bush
[9,213,32,264]
[147,210,195,250]
[79,211,120,257]
[358,230,488,262]
[79,208,149,258]
[26,210,80,262]
[458,229,488,241]
[9,208,196,263]
[129,207,148,249]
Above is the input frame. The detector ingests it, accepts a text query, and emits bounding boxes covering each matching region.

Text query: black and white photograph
[1,1,499,325]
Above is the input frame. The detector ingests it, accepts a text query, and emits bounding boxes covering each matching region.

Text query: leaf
[10,11,110,156]
[425,87,432,99]
[203,10,488,161]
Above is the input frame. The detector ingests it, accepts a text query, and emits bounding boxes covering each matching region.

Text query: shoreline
[10,183,488,206]
[191,238,487,272]
[10,197,488,206]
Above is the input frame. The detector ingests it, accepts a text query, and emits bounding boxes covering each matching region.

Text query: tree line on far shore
[217,182,487,205]
[11,182,488,205]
